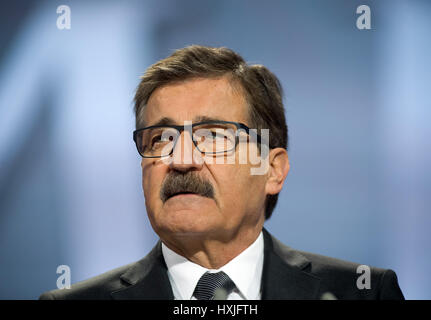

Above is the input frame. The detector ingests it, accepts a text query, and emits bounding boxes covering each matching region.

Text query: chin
[156,212,220,237]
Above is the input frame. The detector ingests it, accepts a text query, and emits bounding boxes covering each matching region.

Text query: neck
[161,224,264,269]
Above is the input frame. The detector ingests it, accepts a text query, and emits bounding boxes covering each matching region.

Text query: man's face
[141,77,267,243]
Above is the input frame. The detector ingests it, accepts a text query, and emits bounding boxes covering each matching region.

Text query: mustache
[160,171,215,203]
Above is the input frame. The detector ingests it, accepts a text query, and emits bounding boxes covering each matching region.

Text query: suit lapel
[110,241,174,300]
[111,230,321,300]
[261,228,321,299]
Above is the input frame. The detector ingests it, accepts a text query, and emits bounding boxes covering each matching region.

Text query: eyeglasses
[133,120,262,158]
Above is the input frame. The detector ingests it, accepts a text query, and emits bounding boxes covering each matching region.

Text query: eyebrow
[148,115,227,127]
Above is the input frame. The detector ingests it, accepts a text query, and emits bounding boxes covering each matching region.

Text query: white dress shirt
[161,232,264,300]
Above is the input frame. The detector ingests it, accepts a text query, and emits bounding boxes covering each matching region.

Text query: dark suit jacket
[39,229,404,300]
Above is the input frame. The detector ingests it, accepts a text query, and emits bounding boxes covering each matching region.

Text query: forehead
[143,77,249,126]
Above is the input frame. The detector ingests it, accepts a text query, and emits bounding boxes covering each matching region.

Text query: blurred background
[0,0,430,299]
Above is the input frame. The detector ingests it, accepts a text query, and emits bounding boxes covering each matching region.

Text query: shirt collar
[162,232,264,300]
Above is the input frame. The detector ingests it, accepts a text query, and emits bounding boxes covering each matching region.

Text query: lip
[168,193,202,200]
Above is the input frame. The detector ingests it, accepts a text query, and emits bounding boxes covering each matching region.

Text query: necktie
[193,271,236,300]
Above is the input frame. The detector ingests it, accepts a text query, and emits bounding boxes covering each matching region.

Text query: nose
[169,129,204,172]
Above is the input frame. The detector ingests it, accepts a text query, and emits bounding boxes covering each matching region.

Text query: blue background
[0,0,430,299]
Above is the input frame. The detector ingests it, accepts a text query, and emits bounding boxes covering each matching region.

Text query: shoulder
[298,249,402,299]
[39,262,135,300]
[39,241,163,300]
[264,229,404,300]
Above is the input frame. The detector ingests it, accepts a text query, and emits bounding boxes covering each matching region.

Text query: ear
[265,148,290,196]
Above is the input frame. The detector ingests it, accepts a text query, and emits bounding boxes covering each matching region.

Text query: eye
[150,135,162,145]
[151,134,173,147]
[210,130,227,140]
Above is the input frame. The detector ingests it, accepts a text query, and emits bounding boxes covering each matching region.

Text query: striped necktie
[193,271,236,300]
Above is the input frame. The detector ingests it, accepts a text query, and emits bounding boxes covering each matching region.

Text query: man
[40,45,404,300]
